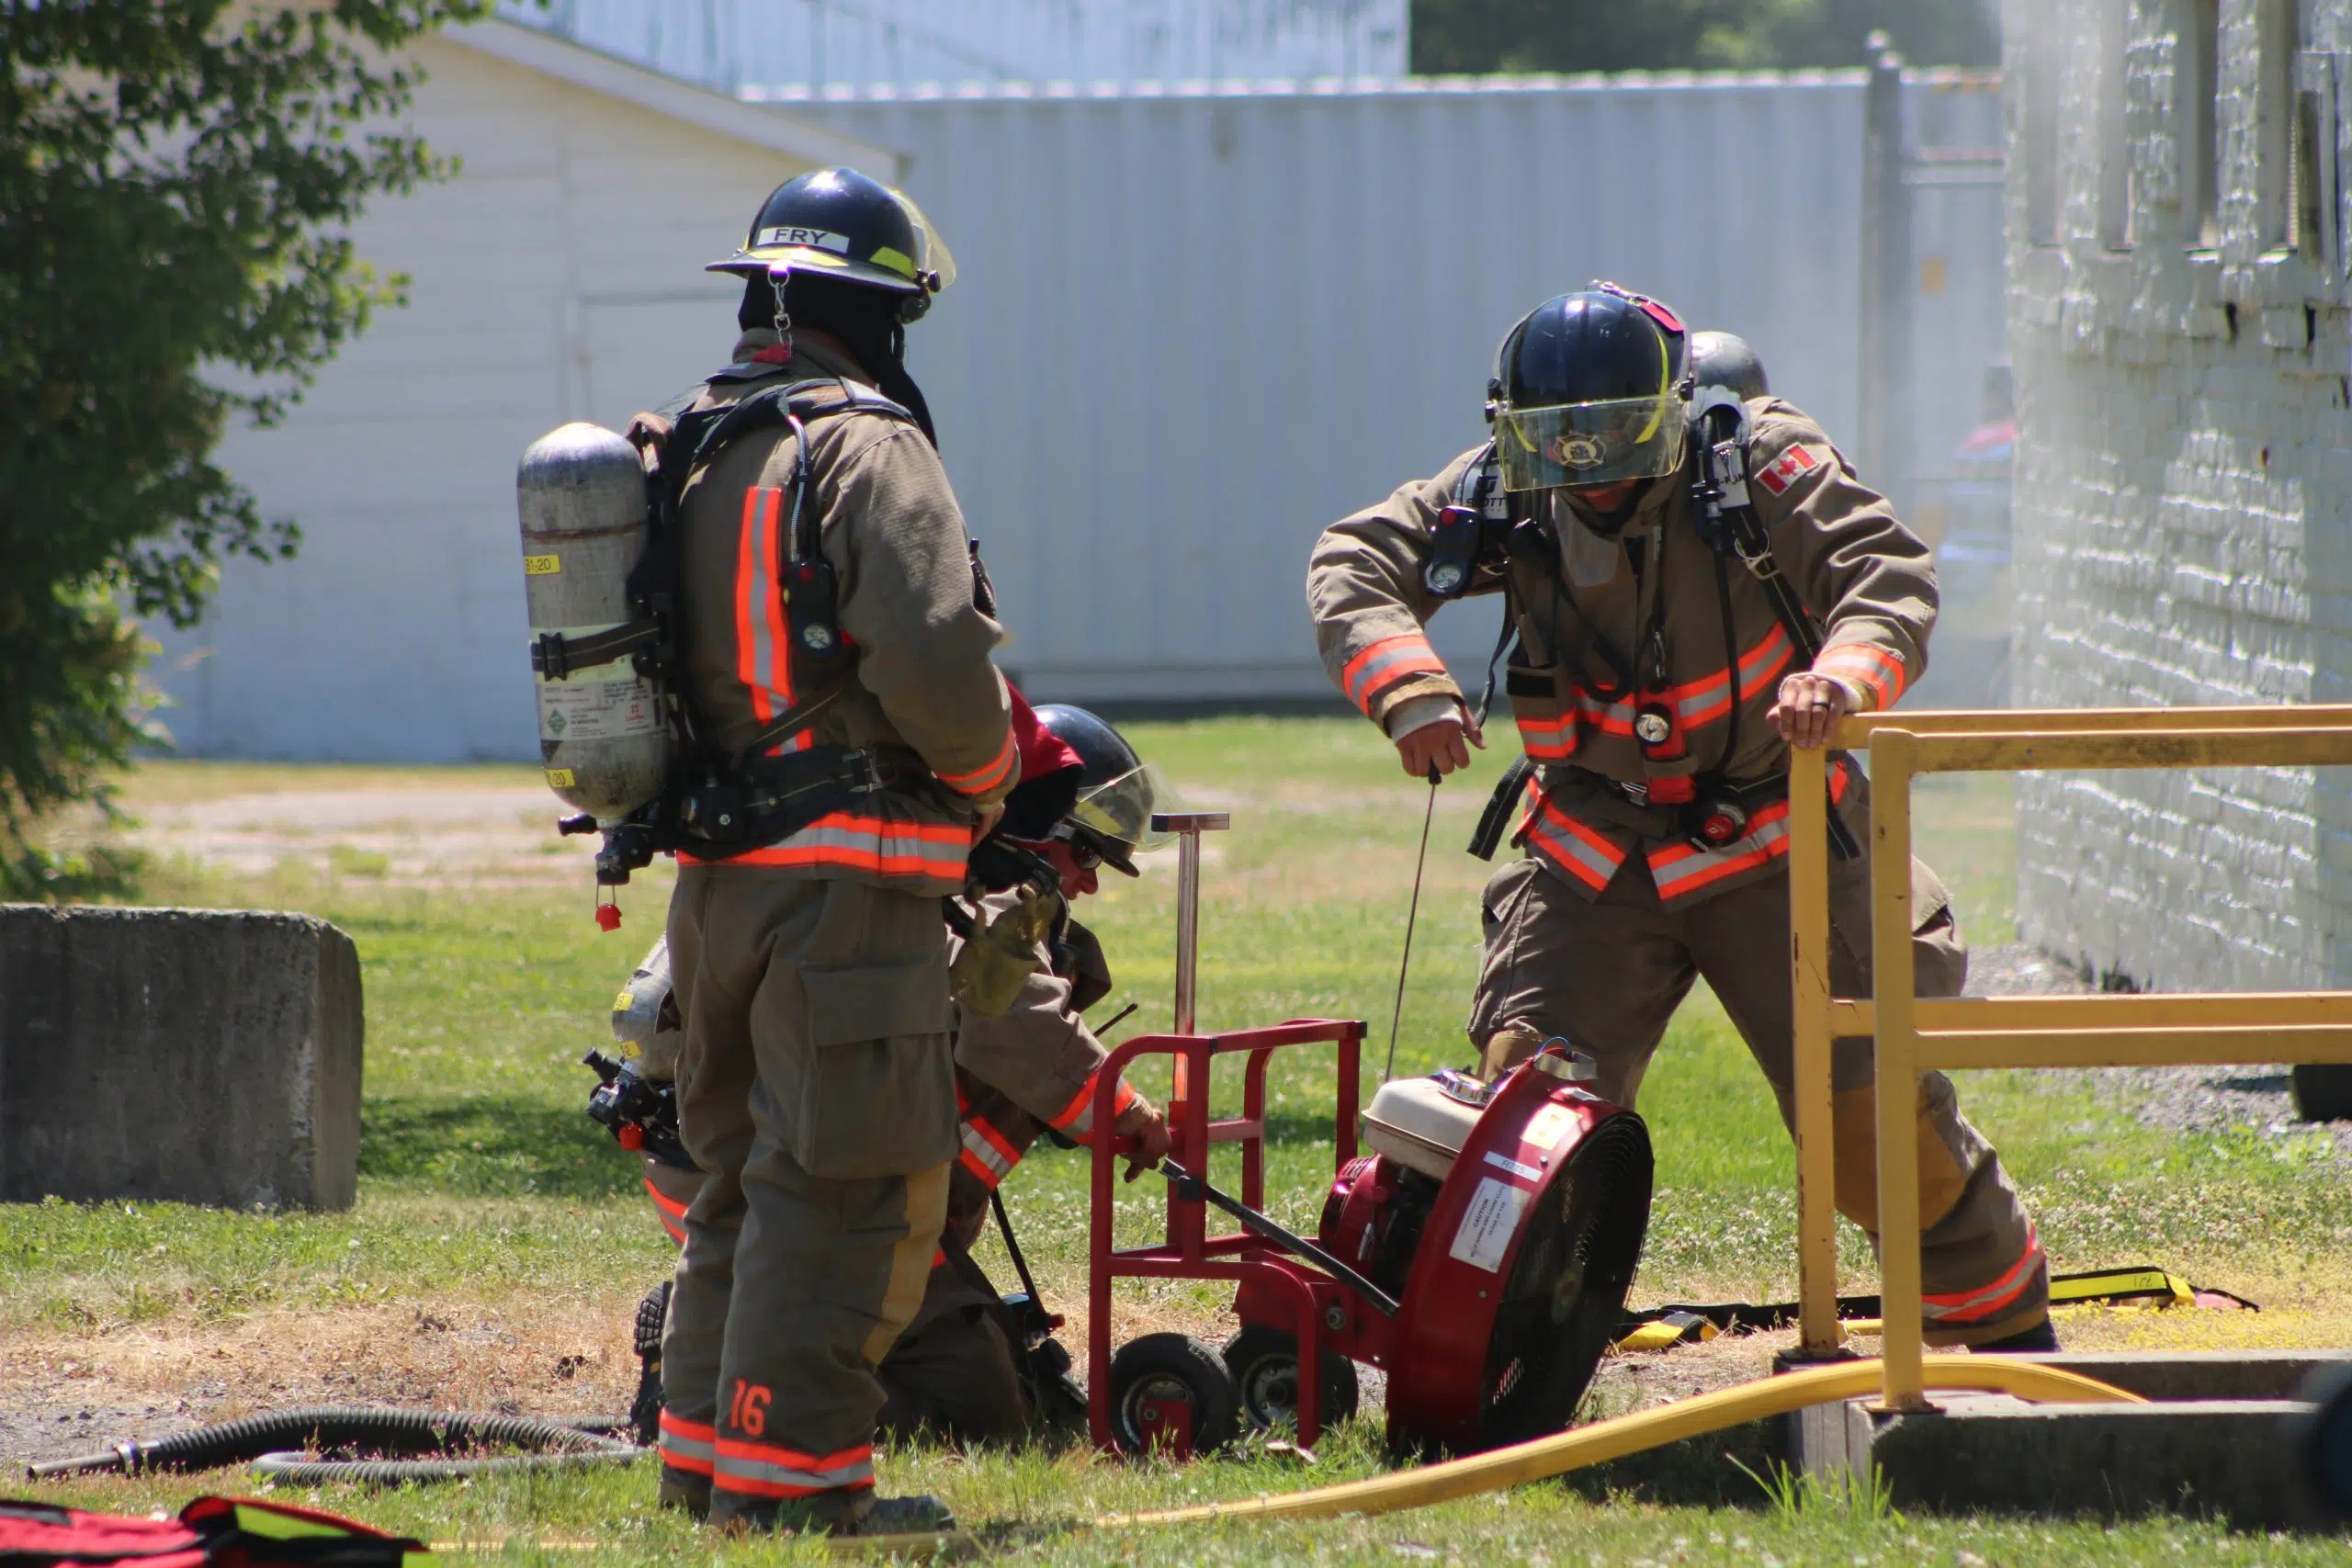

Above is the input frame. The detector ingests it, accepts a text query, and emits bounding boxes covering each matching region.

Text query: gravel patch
[1967,944,2352,1165]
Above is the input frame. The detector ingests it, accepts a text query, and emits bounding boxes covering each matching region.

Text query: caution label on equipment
[1449,1177,1528,1274]
[522,554,562,575]
[539,676,660,741]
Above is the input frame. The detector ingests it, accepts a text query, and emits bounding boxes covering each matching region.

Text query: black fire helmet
[1023,705,1175,877]
[1487,284,1691,492]
[707,167,955,321]
[1689,330,1770,401]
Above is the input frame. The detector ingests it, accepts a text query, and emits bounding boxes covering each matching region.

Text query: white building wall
[2006,0,2352,989]
[496,0,1408,94]
[150,28,877,761]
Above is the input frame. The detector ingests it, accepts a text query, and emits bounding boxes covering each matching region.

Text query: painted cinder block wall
[2005,0,2352,989]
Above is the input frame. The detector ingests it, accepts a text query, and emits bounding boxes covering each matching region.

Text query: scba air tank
[516,423,670,820]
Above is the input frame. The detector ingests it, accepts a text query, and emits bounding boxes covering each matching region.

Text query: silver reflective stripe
[1345,640,1434,704]
[1524,806,1624,888]
[960,1122,1014,1182]
[660,1432,715,1465]
[715,1452,875,1492]
[1649,814,1790,895]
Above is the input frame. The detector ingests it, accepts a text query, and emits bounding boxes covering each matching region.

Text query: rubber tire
[1221,1325,1360,1434]
[1106,1333,1241,1456]
[2291,1064,2352,1123]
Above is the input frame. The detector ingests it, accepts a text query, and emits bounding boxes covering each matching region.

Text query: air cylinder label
[535,623,661,741]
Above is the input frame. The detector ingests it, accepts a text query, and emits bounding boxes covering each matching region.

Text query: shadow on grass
[361,1098,641,1200]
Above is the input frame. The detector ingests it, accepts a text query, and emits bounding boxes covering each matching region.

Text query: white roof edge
[442,17,908,180]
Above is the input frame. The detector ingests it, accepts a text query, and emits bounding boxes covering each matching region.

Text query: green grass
[7,720,2352,1561]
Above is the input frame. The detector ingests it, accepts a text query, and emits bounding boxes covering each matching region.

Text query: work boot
[1971,1316,2060,1354]
[708,1489,956,1537]
[656,1464,711,1520]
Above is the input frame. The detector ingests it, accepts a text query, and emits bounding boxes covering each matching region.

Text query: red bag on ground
[0,1495,430,1567]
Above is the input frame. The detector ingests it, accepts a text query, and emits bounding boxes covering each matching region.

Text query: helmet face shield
[1494,394,1687,492]
[1063,762,1179,874]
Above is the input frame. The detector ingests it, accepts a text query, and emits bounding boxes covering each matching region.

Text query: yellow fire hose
[1096,1355,2141,1529]
[429,1357,2142,1555]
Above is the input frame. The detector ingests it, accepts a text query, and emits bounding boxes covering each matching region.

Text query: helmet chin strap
[769,267,794,344]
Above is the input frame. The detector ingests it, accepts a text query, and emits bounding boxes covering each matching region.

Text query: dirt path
[128,785,598,888]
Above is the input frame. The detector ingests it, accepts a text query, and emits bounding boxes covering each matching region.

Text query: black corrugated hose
[27,1406,642,1486]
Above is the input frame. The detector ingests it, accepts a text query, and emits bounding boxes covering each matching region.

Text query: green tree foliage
[0,1,482,892]
[1411,0,1999,74]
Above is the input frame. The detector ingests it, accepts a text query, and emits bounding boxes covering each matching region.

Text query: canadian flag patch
[1755,444,1820,495]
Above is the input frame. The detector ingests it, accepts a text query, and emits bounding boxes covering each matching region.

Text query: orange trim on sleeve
[1340,632,1449,715]
[1814,643,1911,710]
[936,725,1018,797]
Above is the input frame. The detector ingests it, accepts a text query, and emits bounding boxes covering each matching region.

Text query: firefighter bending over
[1305,285,2054,1352]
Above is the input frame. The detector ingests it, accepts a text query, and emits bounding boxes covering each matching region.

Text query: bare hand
[1114,1099,1172,1182]
[1396,716,1480,778]
[1769,673,1852,750]
[973,802,1007,840]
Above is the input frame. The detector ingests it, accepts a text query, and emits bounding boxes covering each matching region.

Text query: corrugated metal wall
[783,72,2006,703]
[497,0,1408,94]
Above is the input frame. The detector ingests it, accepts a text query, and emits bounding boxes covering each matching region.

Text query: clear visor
[1068,762,1179,853]
[888,186,956,290]
[1494,395,1686,492]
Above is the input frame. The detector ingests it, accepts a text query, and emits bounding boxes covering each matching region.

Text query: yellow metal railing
[1788,705,2352,1410]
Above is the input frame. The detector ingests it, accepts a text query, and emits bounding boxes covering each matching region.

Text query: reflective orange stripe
[1815,642,1910,709]
[1924,1225,2043,1323]
[1050,1072,1140,1141]
[712,1436,874,1498]
[645,1177,688,1247]
[735,485,806,757]
[660,1410,717,1475]
[1647,801,1792,899]
[1513,710,1577,763]
[1340,632,1448,714]
[936,726,1017,797]
[680,811,969,885]
[1521,796,1627,893]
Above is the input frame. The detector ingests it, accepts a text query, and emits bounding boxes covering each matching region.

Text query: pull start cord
[1383,762,1442,1083]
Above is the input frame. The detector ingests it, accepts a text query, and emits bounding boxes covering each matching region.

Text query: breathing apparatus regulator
[1420,283,1858,862]
[514,169,953,927]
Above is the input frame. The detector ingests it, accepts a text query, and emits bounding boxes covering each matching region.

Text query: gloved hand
[947,884,1059,1018]
[1113,1092,1172,1182]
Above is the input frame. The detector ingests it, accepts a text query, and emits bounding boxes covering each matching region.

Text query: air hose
[27,1406,641,1486]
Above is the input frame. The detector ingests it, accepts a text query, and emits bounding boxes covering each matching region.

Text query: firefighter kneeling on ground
[598,705,1176,1448]
[1306,284,2055,1352]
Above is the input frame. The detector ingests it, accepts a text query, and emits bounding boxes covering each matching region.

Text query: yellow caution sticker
[545,768,576,787]
[523,554,562,576]
[613,989,635,1013]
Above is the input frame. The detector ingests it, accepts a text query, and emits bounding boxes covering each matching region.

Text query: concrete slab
[1794,1390,2335,1529]
[0,905,362,1210]
[2036,1349,2352,1401]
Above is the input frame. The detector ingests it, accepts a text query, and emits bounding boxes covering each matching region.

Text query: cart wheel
[1222,1325,1360,1433]
[2292,1064,2352,1122]
[1107,1333,1240,1456]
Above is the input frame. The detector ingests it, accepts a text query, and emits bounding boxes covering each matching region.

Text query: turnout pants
[1469,839,2048,1346]
[659,868,958,1521]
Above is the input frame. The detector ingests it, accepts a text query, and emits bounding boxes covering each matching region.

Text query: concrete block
[0,905,363,1211]
[1794,1393,2332,1529]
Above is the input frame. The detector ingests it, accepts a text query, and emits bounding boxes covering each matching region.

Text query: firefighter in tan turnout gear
[614,705,1175,1445]
[648,168,1020,1537]
[1306,285,2054,1351]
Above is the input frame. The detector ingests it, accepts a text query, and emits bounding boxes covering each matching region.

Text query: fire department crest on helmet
[1547,433,1609,469]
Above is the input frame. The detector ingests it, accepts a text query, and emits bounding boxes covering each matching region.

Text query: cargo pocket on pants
[797,954,957,1180]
